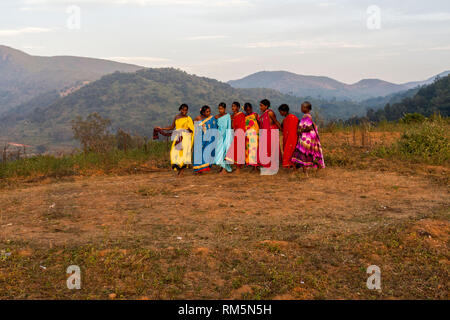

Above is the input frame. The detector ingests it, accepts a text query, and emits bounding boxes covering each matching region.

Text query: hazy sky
[1,0,449,84]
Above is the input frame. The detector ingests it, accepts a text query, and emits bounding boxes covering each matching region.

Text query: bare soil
[0,166,448,299]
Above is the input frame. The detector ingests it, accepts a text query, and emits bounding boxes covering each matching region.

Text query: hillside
[228,70,449,102]
[0,68,367,149]
[366,74,450,121]
[403,70,450,89]
[0,45,143,113]
[361,87,421,110]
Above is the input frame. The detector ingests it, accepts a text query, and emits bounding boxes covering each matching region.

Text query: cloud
[387,12,450,23]
[21,45,46,50]
[105,56,171,66]
[244,40,373,49]
[425,45,450,51]
[316,2,336,7]
[185,35,228,41]
[401,12,450,22]
[191,57,246,66]
[23,0,251,7]
[0,27,53,37]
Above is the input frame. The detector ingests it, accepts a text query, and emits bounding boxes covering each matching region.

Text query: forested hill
[366,75,450,122]
[0,45,143,113]
[1,68,366,148]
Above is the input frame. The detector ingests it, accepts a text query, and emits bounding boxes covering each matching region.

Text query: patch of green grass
[0,142,169,180]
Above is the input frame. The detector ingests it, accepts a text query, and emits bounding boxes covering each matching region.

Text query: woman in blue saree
[193,105,217,173]
[214,102,233,174]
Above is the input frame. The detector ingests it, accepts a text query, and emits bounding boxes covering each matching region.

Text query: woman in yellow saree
[244,102,260,169]
[156,104,194,176]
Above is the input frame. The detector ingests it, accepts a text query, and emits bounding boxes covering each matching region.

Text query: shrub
[399,113,426,124]
[396,118,449,164]
[372,117,450,165]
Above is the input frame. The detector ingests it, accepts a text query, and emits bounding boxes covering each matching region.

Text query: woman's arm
[299,125,314,133]
[268,110,282,130]
[157,117,176,131]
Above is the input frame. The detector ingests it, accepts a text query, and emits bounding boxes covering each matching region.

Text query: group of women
[154,99,325,176]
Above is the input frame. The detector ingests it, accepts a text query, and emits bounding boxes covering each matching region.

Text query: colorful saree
[225,112,246,165]
[170,116,194,171]
[259,110,279,168]
[245,112,259,166]
[214,114,233,172]
[291,113,325,168]
[193,116,217,173]
[282,114,299,168]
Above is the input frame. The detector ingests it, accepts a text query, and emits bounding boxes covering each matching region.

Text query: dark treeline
[361,75,450,123]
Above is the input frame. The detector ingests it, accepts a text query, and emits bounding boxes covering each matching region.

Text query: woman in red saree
[225,102,246,173]
[278,104,299,169]
[258,99,281,170]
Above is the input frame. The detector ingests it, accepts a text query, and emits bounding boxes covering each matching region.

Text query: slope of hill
[366,75,450,121]
[0,45,143,113]
[361,87,421,110]
[0,68,367,149]
[403,70,450,89]
[228,70,450,102]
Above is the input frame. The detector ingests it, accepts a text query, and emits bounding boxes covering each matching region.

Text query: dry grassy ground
[1,127,449,300]
[0,160,448,299]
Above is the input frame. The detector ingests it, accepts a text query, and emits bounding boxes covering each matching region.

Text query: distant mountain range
[0,45,143,113]
[228,70,450,102]
[0,45,447,150]
[0,68,367,149]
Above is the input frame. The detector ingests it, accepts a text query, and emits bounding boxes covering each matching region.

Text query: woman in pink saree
[291,101,325,174]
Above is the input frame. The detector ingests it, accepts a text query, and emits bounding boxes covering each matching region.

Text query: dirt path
[0,168,448,299]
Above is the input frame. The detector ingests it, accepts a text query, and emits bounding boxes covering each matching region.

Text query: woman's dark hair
[302,101,312,111]
[232,101,241,108]
[244,102,253,111]
[260,99,271,108]
[200,105,210,116]
[179,104,189,111]
[278,104,289,113]
[218,102,226,109]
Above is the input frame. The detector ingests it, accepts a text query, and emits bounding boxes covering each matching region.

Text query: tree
[71,113,114,153]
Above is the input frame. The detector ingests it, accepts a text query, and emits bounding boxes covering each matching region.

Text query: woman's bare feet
[303,167,309,178]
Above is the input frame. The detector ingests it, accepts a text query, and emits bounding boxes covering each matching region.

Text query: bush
[396,119,449,164]
[399,113,426,124]
[372,117,450,165]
